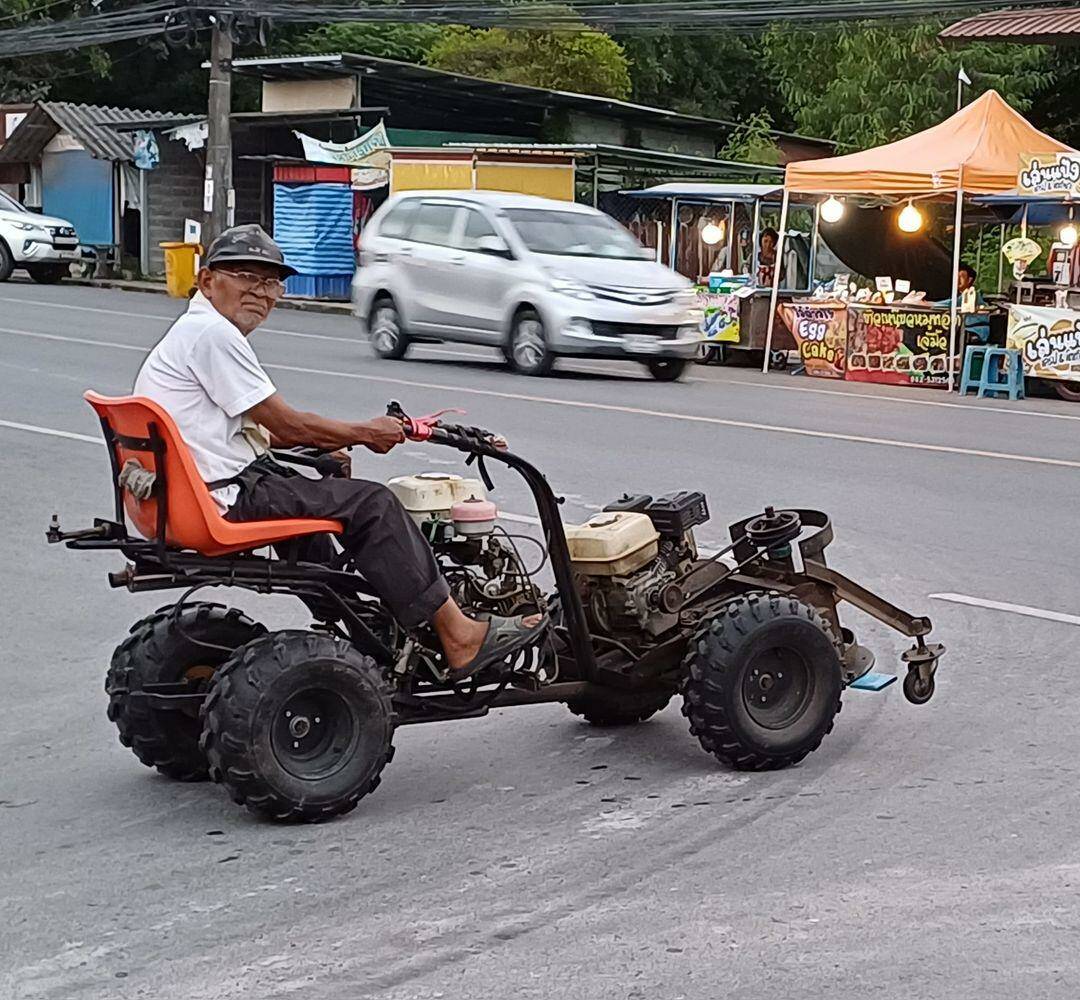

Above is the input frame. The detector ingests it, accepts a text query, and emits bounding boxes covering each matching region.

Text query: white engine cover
[565,512,659,577]
[387,472,487,526]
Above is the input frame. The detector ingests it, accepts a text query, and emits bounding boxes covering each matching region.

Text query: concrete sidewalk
[61,275,354,316]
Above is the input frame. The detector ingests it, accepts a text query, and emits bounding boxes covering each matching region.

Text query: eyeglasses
[215,268,286,297]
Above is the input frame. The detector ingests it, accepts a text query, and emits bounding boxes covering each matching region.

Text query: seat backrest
[84,391,227,552]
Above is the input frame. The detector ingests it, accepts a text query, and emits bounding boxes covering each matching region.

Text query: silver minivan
[352,191,702,380]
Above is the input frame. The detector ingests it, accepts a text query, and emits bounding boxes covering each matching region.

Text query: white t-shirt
[134,292,276,510]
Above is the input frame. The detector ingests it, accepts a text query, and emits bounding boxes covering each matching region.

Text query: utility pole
[204,15,233,244]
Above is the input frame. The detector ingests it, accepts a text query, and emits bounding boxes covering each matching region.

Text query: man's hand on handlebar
[361,415,407,454]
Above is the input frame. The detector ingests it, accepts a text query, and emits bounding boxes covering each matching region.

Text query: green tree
[761,20,1052,151]
[292,21,442,64]
[717,110,782,165]
[619,32,789,123]
[427,24,631,99]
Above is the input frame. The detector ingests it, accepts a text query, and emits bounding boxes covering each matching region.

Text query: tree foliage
[717,110,782,165]
[427,24,631,99]
[761,20,1052,151]
[293,21,442,64]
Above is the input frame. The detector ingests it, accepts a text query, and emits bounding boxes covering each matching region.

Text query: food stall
[621,182,826,359]
[765,90,1077,390]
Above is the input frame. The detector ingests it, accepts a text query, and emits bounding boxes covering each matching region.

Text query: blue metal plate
[848,672,897,692]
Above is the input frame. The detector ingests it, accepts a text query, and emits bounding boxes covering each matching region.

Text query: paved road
[2,282,1078,999]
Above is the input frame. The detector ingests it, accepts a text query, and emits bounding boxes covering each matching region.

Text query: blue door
[42,149,113,246]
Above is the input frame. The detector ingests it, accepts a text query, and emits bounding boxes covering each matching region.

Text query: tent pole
[751,198,761,277]
[997,222,1005,293]
[948,185,964,392]
[761,187,790,374]
[669,198,678,270]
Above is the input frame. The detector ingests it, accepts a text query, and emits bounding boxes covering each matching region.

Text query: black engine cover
[604,491,710,537]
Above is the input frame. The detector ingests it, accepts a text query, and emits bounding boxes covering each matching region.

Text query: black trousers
[224,460,450,627]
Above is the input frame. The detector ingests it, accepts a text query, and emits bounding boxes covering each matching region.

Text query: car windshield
[0,189,28,213]
[503,208,648,259]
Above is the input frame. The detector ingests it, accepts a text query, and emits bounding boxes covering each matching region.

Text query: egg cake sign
[1018,153,1080,197]
[1007,304,1080,382]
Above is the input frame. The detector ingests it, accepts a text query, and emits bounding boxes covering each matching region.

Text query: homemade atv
[48,391,945,822]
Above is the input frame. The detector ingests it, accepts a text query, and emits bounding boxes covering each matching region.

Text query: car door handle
[448,255,466,266]
[396,247,413,258]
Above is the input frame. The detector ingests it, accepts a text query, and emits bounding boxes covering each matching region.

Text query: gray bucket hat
[204,224,298,278]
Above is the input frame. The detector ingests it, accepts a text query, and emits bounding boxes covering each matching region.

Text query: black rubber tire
[28,263,68,284]
[566,687,673,727]
[903,670,935,705]
[106,603,267,781]
[646,358,688,381]
[508,307,555,376]
[368,295,410,359]
[1050,378,1080,403]
[200,631,396,823]
[0,240,13,282]
[681,593,843,771]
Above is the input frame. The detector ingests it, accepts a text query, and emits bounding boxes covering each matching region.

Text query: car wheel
[508,308,555,376]
[0,241,13,282]
[646,358,688,382]
[369,297,410,360]
[28,263,69,284]
[1049,378,1080,403]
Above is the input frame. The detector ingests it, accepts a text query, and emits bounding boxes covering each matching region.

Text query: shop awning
[785,90,1075,196]
[621,182,783,202]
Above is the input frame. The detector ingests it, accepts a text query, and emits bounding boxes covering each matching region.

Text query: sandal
[447,614,548,684]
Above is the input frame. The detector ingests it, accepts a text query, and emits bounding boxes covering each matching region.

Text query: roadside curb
[61,277,354,316]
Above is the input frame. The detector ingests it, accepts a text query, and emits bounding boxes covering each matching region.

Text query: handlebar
[387,400,504,454]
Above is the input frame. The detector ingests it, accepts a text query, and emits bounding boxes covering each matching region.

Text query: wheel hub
[272,690,355,781]
[743,647,813,730]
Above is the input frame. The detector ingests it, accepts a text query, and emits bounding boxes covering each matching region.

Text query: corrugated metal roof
[941,8,1080,42]
[0,102,191,163]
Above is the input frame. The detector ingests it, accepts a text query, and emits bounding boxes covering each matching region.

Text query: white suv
[0,189,80,284]
[353,191,702,380]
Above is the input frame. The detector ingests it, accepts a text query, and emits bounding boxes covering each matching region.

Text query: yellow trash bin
[160,242,202,298]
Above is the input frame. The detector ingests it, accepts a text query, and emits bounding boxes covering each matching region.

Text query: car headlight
[12,221,43,232]
[674,287,699,305]
[550,278,595,301]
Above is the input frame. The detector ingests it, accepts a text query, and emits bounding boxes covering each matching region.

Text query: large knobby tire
[369,295,410,360]
[508,308,555,376]
[0,241,13,282]
[566,687,673,727]
[681,593,842,771]
[106,603,267,781]
[200,631,396,823]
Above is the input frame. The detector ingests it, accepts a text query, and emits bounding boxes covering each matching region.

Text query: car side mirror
[476,235,513,259]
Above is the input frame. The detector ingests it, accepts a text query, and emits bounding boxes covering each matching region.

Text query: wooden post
[204,18,233,244]
[761,187,790,373]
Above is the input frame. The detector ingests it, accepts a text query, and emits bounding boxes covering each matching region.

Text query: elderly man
[133,224,542,680]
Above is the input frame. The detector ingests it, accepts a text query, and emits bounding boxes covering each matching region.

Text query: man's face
[198,261,286,335]
[761,234,776,255]
[957,269,973,292]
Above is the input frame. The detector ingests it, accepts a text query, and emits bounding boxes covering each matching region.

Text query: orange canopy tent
[785,90,1073,196]
[764,91,1079,386]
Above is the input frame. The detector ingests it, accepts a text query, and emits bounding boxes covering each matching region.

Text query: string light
[820,196,844,223]
[898,202,924,234]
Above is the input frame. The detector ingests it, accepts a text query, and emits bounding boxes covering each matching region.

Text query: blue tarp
[273,182,354,276]
[42,150,113,246]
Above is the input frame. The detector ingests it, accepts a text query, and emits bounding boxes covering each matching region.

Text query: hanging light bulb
[820,196,845,223]
[898,201,924,234]
[701,221,725,246]
[1060,223,1078,248]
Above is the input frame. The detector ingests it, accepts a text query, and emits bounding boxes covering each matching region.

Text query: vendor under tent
[764,90,1077,389]
[621,181,829,355]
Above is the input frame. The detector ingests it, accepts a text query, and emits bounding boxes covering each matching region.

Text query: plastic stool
[959,345,987,396]
[977,347,1025,401]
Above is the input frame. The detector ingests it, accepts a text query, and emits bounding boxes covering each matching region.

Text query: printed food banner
[778,302,848,378]
[1006,304,1080,382]
[696,289,742,344]
[846,304,952,388]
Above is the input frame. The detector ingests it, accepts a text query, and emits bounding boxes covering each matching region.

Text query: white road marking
[0,294,179,322]
[725,377,1080,423]
[930,592,1080,627]
[7,325,1080,471]
[0,418,102,445]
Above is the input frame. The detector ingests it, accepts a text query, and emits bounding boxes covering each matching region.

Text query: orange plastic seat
[85,391,343,557]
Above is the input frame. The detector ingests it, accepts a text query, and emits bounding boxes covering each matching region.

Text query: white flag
[958,66,972,86]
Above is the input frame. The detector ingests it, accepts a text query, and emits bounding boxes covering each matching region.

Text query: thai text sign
[1018,152,1080,197]
[1006,304,1080,382]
